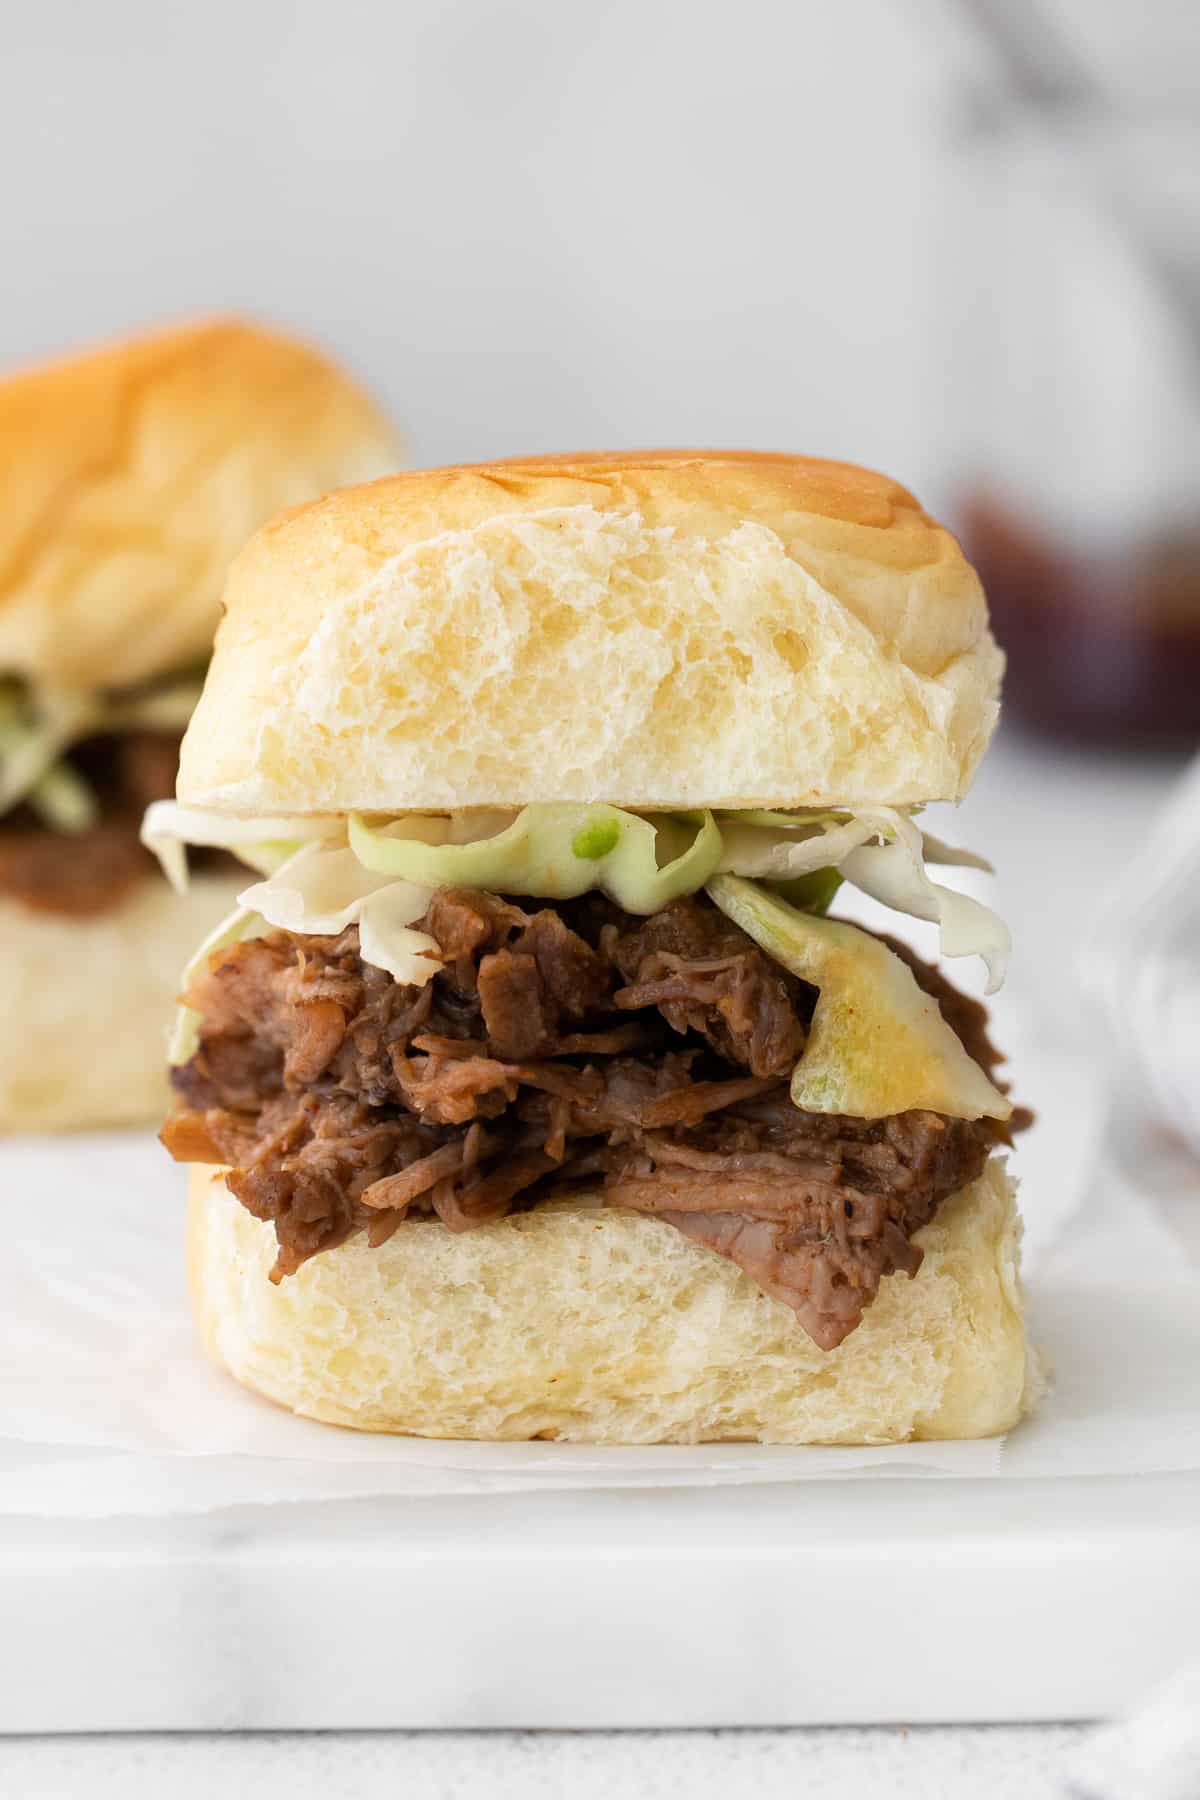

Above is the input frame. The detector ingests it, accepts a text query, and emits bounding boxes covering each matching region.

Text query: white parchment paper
[3,1048,1198,1516]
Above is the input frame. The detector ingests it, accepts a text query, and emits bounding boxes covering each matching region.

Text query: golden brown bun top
[180,449,1002,814]
[0,316,403,692]
[254,446,937,552]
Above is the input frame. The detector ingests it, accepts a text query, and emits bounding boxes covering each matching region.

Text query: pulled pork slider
[0,318,401,1129]
[154,451,1036,1444]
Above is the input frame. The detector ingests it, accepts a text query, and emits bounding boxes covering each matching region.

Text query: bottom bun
[189,1157,1037,1444]
[0,875,245,1132]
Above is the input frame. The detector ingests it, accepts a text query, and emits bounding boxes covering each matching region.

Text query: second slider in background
[0,318,402,1131]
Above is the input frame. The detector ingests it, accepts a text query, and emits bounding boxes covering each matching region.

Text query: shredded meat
[163,890,1014,1345]
[603,1106,983,1347]
[607,897,807,1077]
[0,728,229,916]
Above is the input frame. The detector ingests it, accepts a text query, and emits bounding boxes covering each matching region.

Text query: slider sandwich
[153,452,1037,1444]
[0,318,401,1128]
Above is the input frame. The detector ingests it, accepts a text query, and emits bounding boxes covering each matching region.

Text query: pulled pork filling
[0,730,221,916]
[164,888,1013,1349]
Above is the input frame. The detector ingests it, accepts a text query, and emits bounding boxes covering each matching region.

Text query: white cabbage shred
[140,800,342,893]
[839,809,1010,994]
[237,845,441,987]
[716,804,1008,989]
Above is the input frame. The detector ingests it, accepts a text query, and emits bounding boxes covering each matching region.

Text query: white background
[1,1,957,487]
[2,1,1194,504]
[2,3,1198,1794]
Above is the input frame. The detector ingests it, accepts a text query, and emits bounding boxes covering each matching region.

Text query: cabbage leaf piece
[718,805,1008,990]
[767,867,843,916]
[716,813,876,878]
[920,832,993,874]
[706,875,1012,1121]
[140,800,344,893]
[237,845,441,986]
[840,810,1010,994]
[348,805,723,916]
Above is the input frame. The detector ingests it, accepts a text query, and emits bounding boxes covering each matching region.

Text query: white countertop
[3,1723,1092,1799]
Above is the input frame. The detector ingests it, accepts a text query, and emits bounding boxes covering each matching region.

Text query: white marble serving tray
[3,1472,1198,1731]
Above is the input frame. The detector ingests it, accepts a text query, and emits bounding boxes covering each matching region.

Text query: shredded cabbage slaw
[147,799,1011,1119]
[145,798,1006,983]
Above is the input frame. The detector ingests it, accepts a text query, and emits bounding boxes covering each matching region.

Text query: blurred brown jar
[951,111,1200,746]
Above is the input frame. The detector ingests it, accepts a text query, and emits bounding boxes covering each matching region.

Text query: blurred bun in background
[0,316,404,1131]
[0,317,401,692]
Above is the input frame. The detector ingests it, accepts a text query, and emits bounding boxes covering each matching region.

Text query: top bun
[0,317,402,693]
[178,450,1002,814]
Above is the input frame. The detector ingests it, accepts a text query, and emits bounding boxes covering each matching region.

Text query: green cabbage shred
[348,805,724,915]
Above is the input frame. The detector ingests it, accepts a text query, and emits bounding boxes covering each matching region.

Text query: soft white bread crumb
[0,875,245,1131]
[178,452,1003,815]
[189,1157,1035,1444]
